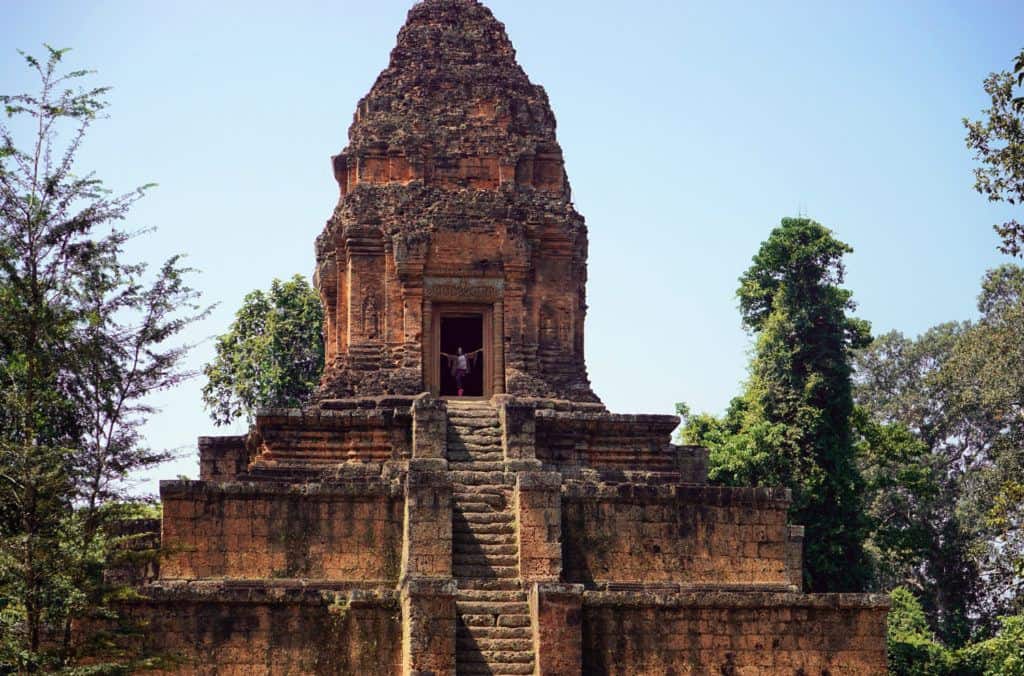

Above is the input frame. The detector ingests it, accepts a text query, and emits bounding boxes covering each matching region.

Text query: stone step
[451,471,509,485]
[449,461,506,472]
[448,413,499,426]
[453,490,508,504]
[457,590,526,602]
[452,521,515,535]
[448,425,500,436]
[446,413,498,422]
[454,662,534,676]
[453,532,516,546]
[454,542,518,556]
[452,565,519,579]
[451,500,502,513]
[452,501,507,514]
[448,453,504,463]
[457,637,534,653]
[456,650,535,665]
[456,578,523,591]
[497,614,531,628]
[457,625,532,639]
[453,554,517,567]
[448,434,506,446]
[455,511,514,525]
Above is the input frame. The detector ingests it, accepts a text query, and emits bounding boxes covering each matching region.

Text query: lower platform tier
[110,581,888,675]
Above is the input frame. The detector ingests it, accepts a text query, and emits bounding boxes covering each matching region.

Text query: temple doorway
[440,315,484,397]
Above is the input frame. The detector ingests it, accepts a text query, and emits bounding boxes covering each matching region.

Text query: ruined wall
[562,485,795,588]
[535,410,707,479]
[121,586,401,676]
[582,591,889,675]
[198,436,250,482]
[161,481,403,582]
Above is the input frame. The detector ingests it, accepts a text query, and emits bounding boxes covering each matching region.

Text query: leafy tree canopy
[202,274,324,426]
[0,45,205,671]
[681,217,872,593]
[964,48,1024,257]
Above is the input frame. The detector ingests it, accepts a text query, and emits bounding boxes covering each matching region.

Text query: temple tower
[124,2,890,673]
[314,0,596,403]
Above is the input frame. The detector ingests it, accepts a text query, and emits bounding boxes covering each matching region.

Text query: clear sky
[3,0,1022,494]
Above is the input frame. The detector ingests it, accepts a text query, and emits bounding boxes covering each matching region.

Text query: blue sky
[3,1,1022,493]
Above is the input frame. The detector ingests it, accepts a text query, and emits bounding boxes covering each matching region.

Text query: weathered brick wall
[161,481,403,582]
[120,585,401,675]
[563,484,794,588]
[251,406,413,470]
[198,436,250,481]
[535,412,689,475]
[582,591,889,675]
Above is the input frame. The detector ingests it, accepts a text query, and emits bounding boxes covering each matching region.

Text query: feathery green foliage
[964,48,1024,257]
[0,45,205,671]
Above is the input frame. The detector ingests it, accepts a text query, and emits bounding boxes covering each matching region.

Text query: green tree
[202,275,324,425]
[943,265,1024,620]
[681,217,872,592]
[887,587,956,676]
[957,614,1024,676]
[964,48,1024,257]
[853,326,983,645]
[853,269,1024,643]
[0,46,204,671]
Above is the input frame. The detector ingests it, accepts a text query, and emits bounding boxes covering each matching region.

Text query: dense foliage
[201,274,324,426]
[679,217,872,592]
[679,216,1024,666]
[0,47,204,671]
[964,48,1024,257]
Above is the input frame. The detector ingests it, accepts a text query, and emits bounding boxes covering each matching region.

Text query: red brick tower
[123,2,890,673]
[315,0,596,403]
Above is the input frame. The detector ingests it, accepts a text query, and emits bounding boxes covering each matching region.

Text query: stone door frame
[422,276,506,398]
[428,303,494,398]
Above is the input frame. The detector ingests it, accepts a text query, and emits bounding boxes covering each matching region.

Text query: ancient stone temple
[126,1,890,673]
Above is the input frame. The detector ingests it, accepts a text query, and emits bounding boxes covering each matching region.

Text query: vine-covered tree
[202,275,324,426]
[680,217,873,593]
[0,46,205,671]
[964,48,1024,257]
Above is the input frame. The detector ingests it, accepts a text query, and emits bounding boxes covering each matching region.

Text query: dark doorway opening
[440,315,484,397]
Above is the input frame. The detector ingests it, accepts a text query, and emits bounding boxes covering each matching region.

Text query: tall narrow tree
[682,217,872,592]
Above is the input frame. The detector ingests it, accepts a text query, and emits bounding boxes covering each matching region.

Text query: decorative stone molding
[424,276,504,303]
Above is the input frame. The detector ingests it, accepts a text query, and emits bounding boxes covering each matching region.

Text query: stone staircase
[448,400,535,676]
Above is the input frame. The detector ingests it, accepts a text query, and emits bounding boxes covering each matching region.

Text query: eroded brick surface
[582,592,890,675]
[119,586,401,675]
[160,482,404,582]
[562,486,794,588]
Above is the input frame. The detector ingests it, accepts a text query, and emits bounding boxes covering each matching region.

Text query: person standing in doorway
[440,346,482,396]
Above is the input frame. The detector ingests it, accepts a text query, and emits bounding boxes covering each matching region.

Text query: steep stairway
[447,400,535,676]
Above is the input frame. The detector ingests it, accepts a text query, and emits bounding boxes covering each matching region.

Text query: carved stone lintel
[424,276,504,303]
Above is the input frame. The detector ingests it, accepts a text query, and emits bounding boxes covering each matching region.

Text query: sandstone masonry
[124,1,889,673]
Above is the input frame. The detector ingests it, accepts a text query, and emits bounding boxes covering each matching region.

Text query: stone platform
[121,396,888,674]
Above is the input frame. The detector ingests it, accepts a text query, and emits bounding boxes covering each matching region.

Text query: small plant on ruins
[202,275,324,425]
[0,46,207,671]
[679,217,873,593]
